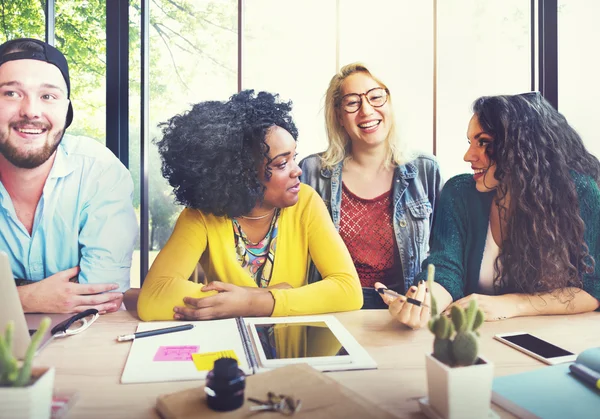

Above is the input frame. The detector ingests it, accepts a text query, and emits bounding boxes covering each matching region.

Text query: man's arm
[77,159,138,293]
[17,267,123,314]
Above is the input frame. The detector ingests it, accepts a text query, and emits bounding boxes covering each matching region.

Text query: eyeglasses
[339,87,389,113]
[51,308,99,338]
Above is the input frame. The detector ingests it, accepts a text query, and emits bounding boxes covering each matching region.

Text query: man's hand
[18,267,123,314]
[173,281,275,320]
[442,293,516,321]
[375,281,431,330]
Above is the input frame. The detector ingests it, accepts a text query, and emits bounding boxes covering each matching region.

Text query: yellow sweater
[138,184,362,320]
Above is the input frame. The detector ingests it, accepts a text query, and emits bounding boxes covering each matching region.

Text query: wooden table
[36,306,600,418]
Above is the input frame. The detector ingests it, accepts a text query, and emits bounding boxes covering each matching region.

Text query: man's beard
[0,127,65,169]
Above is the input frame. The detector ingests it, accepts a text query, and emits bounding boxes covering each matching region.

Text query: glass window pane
[141,0,238,277]
[339,0,434,156]
[0,1,45,41]
[129,4,142,288]
[55,0,107,144]
[243,0,336,160]
[558,0,600,158]
[437,0,531,178]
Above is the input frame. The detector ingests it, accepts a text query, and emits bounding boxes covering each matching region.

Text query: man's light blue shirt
[0,134,138,292]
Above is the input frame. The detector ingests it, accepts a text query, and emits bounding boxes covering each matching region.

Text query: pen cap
[205,358,245,411]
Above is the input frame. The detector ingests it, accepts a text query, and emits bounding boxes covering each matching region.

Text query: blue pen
[569,363,600,390]
[116,324,194,342]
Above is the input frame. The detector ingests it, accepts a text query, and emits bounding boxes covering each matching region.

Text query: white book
[120,314,377,384]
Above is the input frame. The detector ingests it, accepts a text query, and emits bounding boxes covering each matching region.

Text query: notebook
[156,363,396,419]
[120,315,377,384]
[492,347,600,419]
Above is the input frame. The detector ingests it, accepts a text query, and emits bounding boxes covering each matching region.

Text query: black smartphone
[494,332,576,365]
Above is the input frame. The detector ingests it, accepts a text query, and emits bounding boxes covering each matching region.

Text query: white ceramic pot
[0,367,55,419]
[425,353,494,419]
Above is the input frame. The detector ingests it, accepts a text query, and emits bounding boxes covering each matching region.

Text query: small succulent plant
[426,265,485,367]
[0,317,51,387]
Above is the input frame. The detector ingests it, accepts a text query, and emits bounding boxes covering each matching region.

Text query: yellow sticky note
[192,350,239,371]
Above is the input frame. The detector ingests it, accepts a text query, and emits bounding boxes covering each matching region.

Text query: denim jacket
[299,153,444,293]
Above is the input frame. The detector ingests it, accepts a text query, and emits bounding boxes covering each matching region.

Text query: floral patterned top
[232,209,280,288]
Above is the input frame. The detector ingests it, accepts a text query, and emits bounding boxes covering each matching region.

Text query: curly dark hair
[156,90,298,217]
[472,92,600,297]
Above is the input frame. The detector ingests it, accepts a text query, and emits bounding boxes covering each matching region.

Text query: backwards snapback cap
[0,38,73,128]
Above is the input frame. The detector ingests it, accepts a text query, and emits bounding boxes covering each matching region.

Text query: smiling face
[259,126,302,210]
[337,72,391,150]
[464,114,498,192]
[0,59,69,169]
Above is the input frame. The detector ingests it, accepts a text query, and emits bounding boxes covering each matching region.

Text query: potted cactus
[0,317,55,419]
[423,265,494,419]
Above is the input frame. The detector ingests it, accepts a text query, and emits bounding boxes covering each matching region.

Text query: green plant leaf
[15,317,51,387]
[434,316,448,339]
[428,318,436,333]
[427,264,437,316]
[433,337,453,366]
[452,331,479,366]
[451,305,466,332]
[472,309,485,331]
[465,299,479,330]
[445,318,455,339]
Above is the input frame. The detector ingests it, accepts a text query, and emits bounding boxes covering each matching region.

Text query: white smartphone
[494,332,576,365]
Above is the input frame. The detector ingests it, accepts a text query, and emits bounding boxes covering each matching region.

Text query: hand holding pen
[374,280,431,330]
[376,288,431,309]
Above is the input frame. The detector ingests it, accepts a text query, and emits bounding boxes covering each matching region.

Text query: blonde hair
[321,62,410,170]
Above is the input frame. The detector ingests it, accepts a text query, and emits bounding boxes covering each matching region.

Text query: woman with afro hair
[138,90,362,321]
[381,92,600,329]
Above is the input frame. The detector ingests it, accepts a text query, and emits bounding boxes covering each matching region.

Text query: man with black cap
[0,38,138,314]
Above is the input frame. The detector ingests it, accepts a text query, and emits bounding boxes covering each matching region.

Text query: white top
[479,223,501,294]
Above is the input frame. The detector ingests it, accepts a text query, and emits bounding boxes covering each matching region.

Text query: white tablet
[244,315,377,371]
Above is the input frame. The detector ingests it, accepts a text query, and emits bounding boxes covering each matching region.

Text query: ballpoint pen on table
[117,324,194,342]
[375,288,431,309]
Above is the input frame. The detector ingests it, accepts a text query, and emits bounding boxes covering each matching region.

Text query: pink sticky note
[153,345,199,361]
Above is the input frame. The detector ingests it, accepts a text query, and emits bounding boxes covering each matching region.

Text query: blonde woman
[300,63,443,309]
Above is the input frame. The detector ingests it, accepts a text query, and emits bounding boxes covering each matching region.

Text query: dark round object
[205,358,246,411]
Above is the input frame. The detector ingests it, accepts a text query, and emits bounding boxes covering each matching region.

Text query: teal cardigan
[415,173,600,302]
